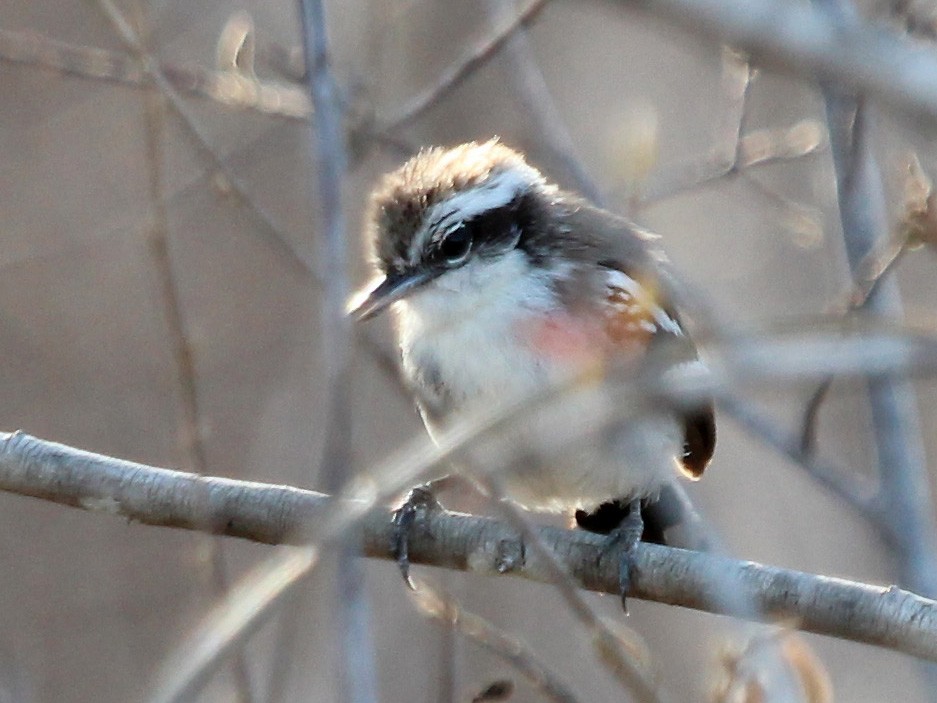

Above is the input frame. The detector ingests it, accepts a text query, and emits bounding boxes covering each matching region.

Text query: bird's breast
[389,254,682,513]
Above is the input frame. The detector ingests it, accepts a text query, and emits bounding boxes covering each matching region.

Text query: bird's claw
[599,498,643,614]
[391,486,441,588]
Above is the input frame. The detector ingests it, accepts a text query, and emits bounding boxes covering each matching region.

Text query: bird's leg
[600,498,644,613]
[391,484,443,588]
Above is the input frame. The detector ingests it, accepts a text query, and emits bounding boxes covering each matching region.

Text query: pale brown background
[2,0,937,701]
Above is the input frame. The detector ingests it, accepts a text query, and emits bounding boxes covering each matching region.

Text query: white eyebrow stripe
[407,166,545,264]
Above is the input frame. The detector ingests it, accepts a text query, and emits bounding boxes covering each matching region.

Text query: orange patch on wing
[605,285,657,349]
[523,273,668,378]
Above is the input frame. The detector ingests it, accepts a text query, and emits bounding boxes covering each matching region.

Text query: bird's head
[347,140,561,321]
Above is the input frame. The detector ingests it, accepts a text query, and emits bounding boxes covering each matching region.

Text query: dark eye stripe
[424,192,538,268]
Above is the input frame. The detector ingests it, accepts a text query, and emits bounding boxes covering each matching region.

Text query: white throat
[394,249,560,410]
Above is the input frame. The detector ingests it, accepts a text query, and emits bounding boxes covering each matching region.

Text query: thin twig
[485,0,603,204]
[0,28,312,120]
[380,0,550,131]
[134,6,255,701]
[815,0,937,692]
[408,577,582,703]
[298,4,378,703]
[719,48,755,167]
[94,0,317,280]
[798,229,909,455]
[637,121,825,207]
[3,431,937,664]
[478,476,663,703]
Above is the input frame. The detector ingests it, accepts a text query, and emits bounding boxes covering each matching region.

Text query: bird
[348,139,715,604]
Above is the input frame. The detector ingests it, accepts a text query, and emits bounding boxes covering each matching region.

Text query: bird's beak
[346,269,435,321]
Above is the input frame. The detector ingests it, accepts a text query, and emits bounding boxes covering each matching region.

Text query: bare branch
[3,431,937,664]
[0,28,312,120]
[615,0,937,124]
[297,3,378,703]
[380,0,550,131]
[94,0,317,279]
[408,577,583,703]
[816,0,937,600]
[638,121,825,207]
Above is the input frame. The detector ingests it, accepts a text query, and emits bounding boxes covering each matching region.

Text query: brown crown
[366,140,536,271]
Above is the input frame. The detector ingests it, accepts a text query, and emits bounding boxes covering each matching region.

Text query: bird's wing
[597,263,715,478]
[556,199,716,478]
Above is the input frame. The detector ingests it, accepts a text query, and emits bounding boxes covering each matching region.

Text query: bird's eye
[438,226,473,266]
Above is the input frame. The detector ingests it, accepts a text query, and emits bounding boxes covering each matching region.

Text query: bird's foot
[599,498,644,614]
[391,486,441,588]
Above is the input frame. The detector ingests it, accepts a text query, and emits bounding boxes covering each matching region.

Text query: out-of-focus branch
[616,0,937,125]
[3,431,937,664]
[719,395,882,521]
[407,578,584,703]
[816,0,937,599]
[797,226,909,456]
[297,3,378,703]
[380,0,550,131]
[797,154,934,457]
[94,0,317,279]
[478,475,663,703]
[814,0,937,694]
[134,5,255,700]
[485,0,603,204]
[148,547,317,703]
[0,28,312,120]
[0,22,417,400]
[638,121,825,207]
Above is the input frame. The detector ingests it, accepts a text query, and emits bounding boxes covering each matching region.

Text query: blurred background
[2,0,937,701]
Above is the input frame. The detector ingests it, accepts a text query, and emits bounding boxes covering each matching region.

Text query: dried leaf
[711,629,832,703]
[901,153,937,249]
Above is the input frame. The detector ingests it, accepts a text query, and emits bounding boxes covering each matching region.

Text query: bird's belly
[402,326,682,513]
[397,293,683,515]
[496,412,683,513]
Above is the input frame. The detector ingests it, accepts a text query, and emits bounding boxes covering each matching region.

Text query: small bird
[349,140,715,602]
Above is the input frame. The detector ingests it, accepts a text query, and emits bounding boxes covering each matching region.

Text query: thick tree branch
[2,430,937,664]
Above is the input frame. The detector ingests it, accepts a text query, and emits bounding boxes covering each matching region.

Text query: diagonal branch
[380,0,550,131]
[3,430,937,664]
[94,0,317,279]
[615,0,937,124]
[407,577,584,703]
[0,28,312,120]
